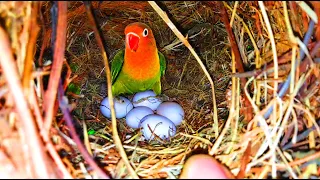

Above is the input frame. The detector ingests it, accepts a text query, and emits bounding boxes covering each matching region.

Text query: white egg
[156,102,184,126]
[125,106,154,129]
[132,90,162,111]
[140,114,176,141]
[100,96,133,119]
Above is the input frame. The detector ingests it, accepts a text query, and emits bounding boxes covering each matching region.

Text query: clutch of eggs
[99,90,185,142]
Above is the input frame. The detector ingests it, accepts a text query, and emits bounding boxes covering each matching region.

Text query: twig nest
[156,101,184,126]
[139,114,176,140]
[132,90,162,110]
[125,106,154,129]
[100,96,133,119]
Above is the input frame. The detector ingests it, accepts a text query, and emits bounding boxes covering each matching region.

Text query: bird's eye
[143,28,148,37]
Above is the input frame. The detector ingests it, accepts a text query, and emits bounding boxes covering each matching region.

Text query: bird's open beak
[127,32,140,52]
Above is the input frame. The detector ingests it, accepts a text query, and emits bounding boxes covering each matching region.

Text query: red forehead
[125,22,151,34]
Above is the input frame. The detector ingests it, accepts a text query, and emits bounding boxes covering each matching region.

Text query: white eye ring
[142,28,148,37]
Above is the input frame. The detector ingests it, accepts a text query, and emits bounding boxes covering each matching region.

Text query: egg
[100,96,133,119]
[125,106,154,129]
[140,114,176,141]
[156,102,184,126]
[132,90,162,110]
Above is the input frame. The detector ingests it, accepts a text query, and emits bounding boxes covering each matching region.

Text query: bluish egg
[156,102,184,126]
[140,114,176,141]
[132,90,162,111]
[125,106,154,129]
[100,96,133,119]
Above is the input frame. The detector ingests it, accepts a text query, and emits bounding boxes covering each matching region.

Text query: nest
[0,1,320,179]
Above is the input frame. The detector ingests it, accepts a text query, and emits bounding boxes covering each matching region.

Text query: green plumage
[110,50,166,96]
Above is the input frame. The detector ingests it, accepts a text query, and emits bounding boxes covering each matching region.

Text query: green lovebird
[110,22,166,96]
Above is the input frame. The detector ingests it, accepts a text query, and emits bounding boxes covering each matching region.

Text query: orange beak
[127,33,139,52]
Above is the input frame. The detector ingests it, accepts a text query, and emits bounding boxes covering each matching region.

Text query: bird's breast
[123,49,160,81]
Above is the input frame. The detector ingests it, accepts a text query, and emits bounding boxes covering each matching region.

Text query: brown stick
[254,12,262,38]
[37,1,47,67]
[0,26,54,178]
[302,10,309,34]
[289,2,302,37]
[22,2,40,92]
[278,150,320,168]
[217,1,253,122]
[236,141,251,179]
[43,2,68,135]
[311,2,320,58]
[218,2,245,73]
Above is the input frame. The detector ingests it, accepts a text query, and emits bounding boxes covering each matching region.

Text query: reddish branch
[236,141,251,179]
[302,10,309,34]
[43,2,68,134]
[254,12,262,38]
[0,26,54,178]
[218,2,245,73]
[38,17,52,67]
[314,3,320,41]
[215,1,253,122]
[289,2,302,37]
[311,2,320,57]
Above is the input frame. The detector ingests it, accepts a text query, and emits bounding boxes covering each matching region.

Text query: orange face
[124,22,156,52]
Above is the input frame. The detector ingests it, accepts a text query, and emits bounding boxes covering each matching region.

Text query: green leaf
[88,129,96,135]
[70,63,79,72]
[246,45,253,51]
[67,83,81,95]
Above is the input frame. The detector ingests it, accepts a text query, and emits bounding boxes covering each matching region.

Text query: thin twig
[147,1,219,139]
[22,2,40,93]
[229,1,239,27]
[258,2,279,124]
[83,1,138,178]
[283,1,298,94]
[209,52,237,156]
[278,150,320,168]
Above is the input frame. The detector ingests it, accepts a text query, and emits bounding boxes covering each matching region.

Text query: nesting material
[1,1,320,179]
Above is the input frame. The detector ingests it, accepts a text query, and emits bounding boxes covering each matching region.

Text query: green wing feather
[111,50,125,84]
[158,51,166,77]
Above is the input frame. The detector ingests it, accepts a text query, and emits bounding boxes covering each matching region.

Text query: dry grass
[0,1,320,179]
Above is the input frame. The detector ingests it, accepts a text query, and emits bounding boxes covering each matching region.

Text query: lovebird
[110,22,166,96]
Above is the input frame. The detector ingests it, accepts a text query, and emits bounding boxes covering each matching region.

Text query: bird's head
[125,22,155,52]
